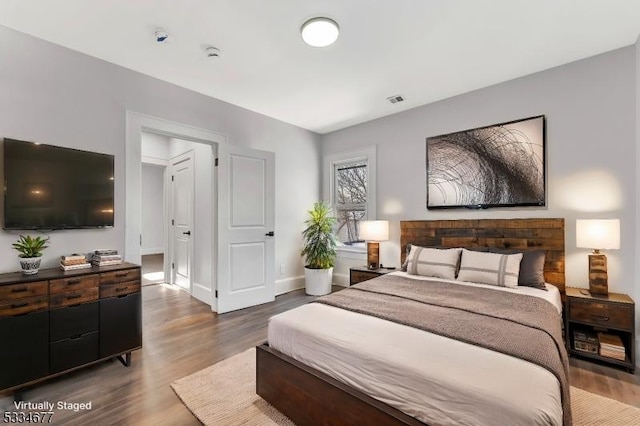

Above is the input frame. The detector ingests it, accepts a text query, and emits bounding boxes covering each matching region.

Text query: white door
[170,151,194,291]
[217,145,275,313]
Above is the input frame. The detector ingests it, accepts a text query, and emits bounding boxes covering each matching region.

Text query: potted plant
[301,201,338,295]
[12,234,49,275]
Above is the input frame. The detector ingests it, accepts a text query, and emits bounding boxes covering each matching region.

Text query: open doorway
[126,112,276,313]
[139,131,216,297]
[140,161,167,286]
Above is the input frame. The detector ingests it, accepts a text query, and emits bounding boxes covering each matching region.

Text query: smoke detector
[387,95,405,104]
[154,28,170,43]
[205,46,221,58]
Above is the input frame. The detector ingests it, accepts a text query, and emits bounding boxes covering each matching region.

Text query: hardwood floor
[1,284,638,425]
[141,254,165,286]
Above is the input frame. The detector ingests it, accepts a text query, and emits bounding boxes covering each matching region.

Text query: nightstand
[349,266,395,285]
[565,287,635,372]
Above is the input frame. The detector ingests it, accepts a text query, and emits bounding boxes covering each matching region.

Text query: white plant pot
[20,257,41,275]
[304,267,333,296]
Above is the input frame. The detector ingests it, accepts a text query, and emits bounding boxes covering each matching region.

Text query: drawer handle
[115,272,129,277]
[67,294,82,300]
[10,302,28,309]
[11,287,28,293]
[115,287,127,292]
[67,279,81,285]
[590,314,610,322]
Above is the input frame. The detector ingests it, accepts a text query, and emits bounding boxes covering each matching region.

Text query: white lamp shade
[576,219,620,250]
[301,17,339,47]
[360,220,389,242]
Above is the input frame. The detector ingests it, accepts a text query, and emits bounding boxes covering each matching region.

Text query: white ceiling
[2,1,640,134]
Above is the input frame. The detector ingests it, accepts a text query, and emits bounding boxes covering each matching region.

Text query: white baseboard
[141,248,164,256]
[276,276,305,295]
[192,282,212,306]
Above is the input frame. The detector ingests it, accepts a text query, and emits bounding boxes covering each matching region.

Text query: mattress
[268,272,564,426]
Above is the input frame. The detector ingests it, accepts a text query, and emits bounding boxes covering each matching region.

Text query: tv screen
[3,138,114,229]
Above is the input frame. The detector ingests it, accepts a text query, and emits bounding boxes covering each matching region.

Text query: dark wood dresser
[0,262,142,396]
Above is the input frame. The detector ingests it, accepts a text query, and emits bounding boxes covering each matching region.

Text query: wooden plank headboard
[400,218,565,293]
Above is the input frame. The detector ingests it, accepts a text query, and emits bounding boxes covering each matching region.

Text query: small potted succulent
[12,234,49,275]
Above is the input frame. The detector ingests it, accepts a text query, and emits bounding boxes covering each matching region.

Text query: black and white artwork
[426,115,545,209]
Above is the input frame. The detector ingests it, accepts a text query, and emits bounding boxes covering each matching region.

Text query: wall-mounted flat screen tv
[3,138,114,229]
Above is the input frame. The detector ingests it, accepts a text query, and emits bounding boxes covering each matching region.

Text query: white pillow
[405,246,461,280]
[457,249,523,288]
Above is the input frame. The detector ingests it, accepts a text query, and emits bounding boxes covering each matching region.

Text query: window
[334,160,367,245]
[323,146,376,252]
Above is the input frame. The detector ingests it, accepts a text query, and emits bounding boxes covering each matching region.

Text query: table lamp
[576,219,620,295]
[359,220,389,270]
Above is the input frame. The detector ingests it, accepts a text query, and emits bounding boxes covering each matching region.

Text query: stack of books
[60,254,91,271]
[92,249,122,266]
[573,330,598,354]
[598,332,626,361]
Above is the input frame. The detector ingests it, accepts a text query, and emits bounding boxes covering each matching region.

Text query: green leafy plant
[12,234,49,258]
[301,201,338,269]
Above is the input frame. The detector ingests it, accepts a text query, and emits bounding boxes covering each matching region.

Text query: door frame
[125,112,227,309]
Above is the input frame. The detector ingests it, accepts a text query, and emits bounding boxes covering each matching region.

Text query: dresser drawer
[50,287,99,309]
[0,295,48,317]
[0,281,48,300]
[100,281,140,299]
[100,269,140,285]
[50,301,99,342]
[569,299,633,330]
[50,275,99,294]
[50,330,99,374]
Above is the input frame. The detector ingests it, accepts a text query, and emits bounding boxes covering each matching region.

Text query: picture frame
[426,115,545,209]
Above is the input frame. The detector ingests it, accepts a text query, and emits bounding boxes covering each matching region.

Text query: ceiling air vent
[387,95,405,104]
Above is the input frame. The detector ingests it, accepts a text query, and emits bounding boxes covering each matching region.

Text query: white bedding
[268,272,564,426]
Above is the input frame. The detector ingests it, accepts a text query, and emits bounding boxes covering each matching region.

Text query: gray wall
[0,25,321,287]
[322,46,639,363]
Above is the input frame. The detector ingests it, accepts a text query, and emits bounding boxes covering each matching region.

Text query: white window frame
[323,146,376,257]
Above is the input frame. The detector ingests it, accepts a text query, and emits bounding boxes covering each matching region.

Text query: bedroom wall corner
[634,33,640,370]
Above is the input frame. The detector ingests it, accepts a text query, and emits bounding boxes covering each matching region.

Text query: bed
[256,218,568,425]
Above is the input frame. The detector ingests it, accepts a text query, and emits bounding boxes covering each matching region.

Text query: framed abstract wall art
[426,115,545,209]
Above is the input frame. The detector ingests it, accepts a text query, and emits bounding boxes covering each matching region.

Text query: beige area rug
[172,348,640,426]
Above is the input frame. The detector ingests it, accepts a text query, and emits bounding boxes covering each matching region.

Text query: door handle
[265,231,274,237]
[183,231,191,235]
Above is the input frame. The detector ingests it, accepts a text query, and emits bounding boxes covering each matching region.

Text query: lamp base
[367,242,380,270]
[588,253,608,295]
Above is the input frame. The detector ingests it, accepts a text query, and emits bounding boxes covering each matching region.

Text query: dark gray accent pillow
[487,248,547,290]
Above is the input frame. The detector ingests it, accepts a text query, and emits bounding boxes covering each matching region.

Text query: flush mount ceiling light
[301,17,339,47]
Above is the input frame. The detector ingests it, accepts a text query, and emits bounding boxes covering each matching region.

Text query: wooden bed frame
[257,218,565,425]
